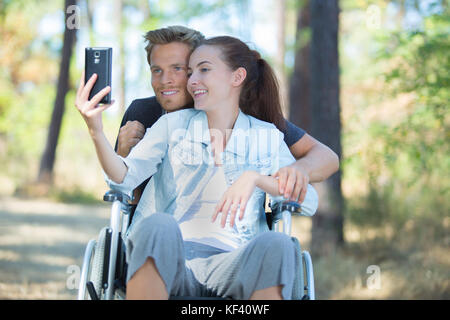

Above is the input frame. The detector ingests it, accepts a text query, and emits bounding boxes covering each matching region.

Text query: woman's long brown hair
[200,36,286,131]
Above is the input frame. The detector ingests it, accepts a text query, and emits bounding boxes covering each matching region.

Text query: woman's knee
[137,212,177,231]
[255,232,296,254]
[125,213,184,285]
[129,212,180,242]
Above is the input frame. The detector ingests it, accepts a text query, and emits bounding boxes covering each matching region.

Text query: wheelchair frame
[78,190,315,300]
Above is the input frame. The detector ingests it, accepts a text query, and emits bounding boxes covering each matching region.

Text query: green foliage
[378,11,449,204]
[344,5,449,230]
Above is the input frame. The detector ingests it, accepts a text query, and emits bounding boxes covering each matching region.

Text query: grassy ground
[299,218,450,299]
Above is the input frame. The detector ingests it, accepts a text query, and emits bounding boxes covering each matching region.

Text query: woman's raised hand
[75,71,114,135]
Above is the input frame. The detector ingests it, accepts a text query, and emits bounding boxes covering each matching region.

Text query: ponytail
[201,36,286,131]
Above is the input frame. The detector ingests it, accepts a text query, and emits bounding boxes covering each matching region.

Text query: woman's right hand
[212,171,260,228]
[75,71,113,136]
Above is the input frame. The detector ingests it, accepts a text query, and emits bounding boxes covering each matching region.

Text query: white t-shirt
[178,165,241,251]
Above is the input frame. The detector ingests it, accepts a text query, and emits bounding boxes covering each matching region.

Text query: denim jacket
[106,109,318,244]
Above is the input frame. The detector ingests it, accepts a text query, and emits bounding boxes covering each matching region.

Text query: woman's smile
[193,89,208,99]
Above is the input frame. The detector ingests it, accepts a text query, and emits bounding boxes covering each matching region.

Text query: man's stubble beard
[157,96,195,113]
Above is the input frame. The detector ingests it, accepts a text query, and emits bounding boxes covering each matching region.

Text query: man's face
[150,42,193,112]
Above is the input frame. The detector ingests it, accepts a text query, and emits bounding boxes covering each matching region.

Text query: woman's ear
[232,67,247,87]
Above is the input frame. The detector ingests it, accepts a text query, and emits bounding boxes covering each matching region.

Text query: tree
[309,0,344,255]
[289,0,311,132]
[275,0,288,117]
[37,0,78,186]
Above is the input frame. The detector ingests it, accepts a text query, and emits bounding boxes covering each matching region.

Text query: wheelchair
[77,190,315,300]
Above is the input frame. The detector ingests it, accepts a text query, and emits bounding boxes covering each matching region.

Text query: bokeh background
[0,0,448,299]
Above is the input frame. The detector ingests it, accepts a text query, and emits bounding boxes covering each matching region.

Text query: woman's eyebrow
[188,61,211,70]
[196,61,212,67]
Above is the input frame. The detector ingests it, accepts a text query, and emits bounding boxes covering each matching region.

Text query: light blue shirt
[106,108,318,245]
[179,165,241,251]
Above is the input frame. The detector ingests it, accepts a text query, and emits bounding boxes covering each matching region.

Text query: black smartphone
[85,47,112,104]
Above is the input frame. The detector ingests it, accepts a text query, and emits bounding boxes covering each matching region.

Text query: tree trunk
[275,0,288,118]
[289,0,311,132]
[309,0,344,256]
[37,0,77,185]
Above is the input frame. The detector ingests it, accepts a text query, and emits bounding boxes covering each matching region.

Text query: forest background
[0,0,448,299]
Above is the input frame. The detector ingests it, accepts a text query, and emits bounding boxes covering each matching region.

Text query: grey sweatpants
[125,213,298,300]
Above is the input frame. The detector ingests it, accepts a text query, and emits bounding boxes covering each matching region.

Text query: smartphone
[85,47,112,104]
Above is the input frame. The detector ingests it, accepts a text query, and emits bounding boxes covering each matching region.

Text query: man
[114,25,339,206]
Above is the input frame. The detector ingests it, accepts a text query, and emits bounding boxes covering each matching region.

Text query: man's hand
[117,120,146,157]
[273,164,310,204]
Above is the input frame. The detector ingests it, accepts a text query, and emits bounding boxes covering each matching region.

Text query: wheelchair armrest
[266,201,302,232]
[270,200,302,215]
[269,200,306,225]
[103,190,133,205]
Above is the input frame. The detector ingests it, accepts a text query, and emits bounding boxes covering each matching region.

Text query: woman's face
[187,45,238,112]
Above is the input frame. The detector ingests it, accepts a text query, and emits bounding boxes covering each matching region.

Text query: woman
[76,36,318,300]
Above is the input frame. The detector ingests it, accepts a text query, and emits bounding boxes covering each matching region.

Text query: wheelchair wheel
[88,226,109,300]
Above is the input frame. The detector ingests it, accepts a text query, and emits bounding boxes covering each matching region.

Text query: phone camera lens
[94,51,100,58]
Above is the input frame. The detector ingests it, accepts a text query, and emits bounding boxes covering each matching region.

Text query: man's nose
[161,70,174,85]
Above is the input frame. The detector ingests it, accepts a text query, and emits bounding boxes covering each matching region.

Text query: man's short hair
[144,26,205,65]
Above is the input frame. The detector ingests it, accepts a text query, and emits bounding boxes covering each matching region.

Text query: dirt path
[0,197,110,299]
